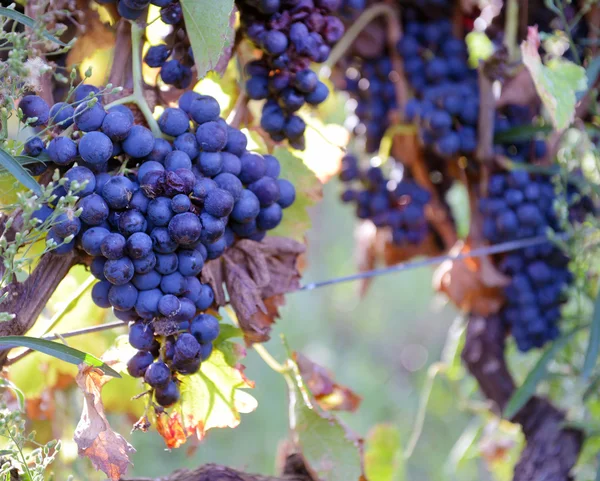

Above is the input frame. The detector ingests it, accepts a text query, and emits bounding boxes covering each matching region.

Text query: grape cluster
[344,57,397,153]
[339,154,431,245]
[95,0,182,23]
[400,17,479,157]
[22,88,295,406]
[143,3,196,90]
[237,0,344,148]
[480,171,584,351]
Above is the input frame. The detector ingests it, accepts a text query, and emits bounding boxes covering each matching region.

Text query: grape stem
[324,4,399,71]
[253,343,290,374]
[105,21,162,138]
[504,0,520,62]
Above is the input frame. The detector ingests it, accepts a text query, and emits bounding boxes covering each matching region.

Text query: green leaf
[295,404,363,481]
[288,357,363,481]
[0,149,42,195]
[493,124,553,143]
[0,336,120,378]
[583,291,600,380]
[504,327,581,419]
[521,30,587,130]
[180,0,235,79]
[269,147,321,242]
[0,7,70,46]
[0,378,25,411]
[364,424,405,481]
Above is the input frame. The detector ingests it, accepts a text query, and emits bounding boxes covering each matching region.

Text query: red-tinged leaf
[73,365,135,480]
[295,352,362,412]
[155,411,187,449]
[152,341,256,448]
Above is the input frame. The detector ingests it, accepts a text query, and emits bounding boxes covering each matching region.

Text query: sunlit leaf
[152,340,256,448]
[364,424,405,481]
[521,27,587,130]
[180,0,235,79]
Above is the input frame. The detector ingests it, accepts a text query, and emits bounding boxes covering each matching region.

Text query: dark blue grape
[145,44,170,68]
[144,361,171,388]
[79,131,113,165]
[101,110,133,141]
[19,95,49,126]
[127,350,154,378]
[158,108,190,136]
[104,257,135,285]
[74,101,106,132]
[129,322,156,351]
[195,121,228,152]
[49,102,75,128]
[109,283,138,311]
[123,125,155,158]
[77,194,109,226]
[47,137,77,166]
[100,233,127,260]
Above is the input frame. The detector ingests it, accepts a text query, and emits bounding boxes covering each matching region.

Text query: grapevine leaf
[364,425,405,481]
[152,341,257,448]
[220,238,305,344]
[295,352,362,412]
[0,7,70,46]
[289,360,364,481]
[0,148,42,195]
[521,27,587,130]
[582,290,600,379]
[74,365,135,481]
[269,147,322,242]
[434,240,509,317]
[493,125,552,143]
[180,0,235,79]
[503,327,582,419]
[0,336,120,378]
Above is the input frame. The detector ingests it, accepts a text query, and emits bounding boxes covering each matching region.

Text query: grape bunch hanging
[20,89,295,406]
[236,0,345,149]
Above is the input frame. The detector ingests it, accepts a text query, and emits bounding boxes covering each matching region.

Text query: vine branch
[462,314,583,481]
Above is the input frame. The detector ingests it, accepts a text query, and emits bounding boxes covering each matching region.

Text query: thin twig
[325,4,399,70]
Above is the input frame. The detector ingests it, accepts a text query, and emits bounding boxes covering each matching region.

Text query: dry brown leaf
[433,240,509,316]
[201,259,227,307]
[295,352,362,413]
[66,1,115,68]
[74,365,135,481]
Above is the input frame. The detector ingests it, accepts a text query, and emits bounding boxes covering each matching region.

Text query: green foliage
[521,33,587,130]
[0,148,41,194]
[364,425,405,481]
[0,336,121,377]
[180,0,235,79]
[504,327,582,419]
